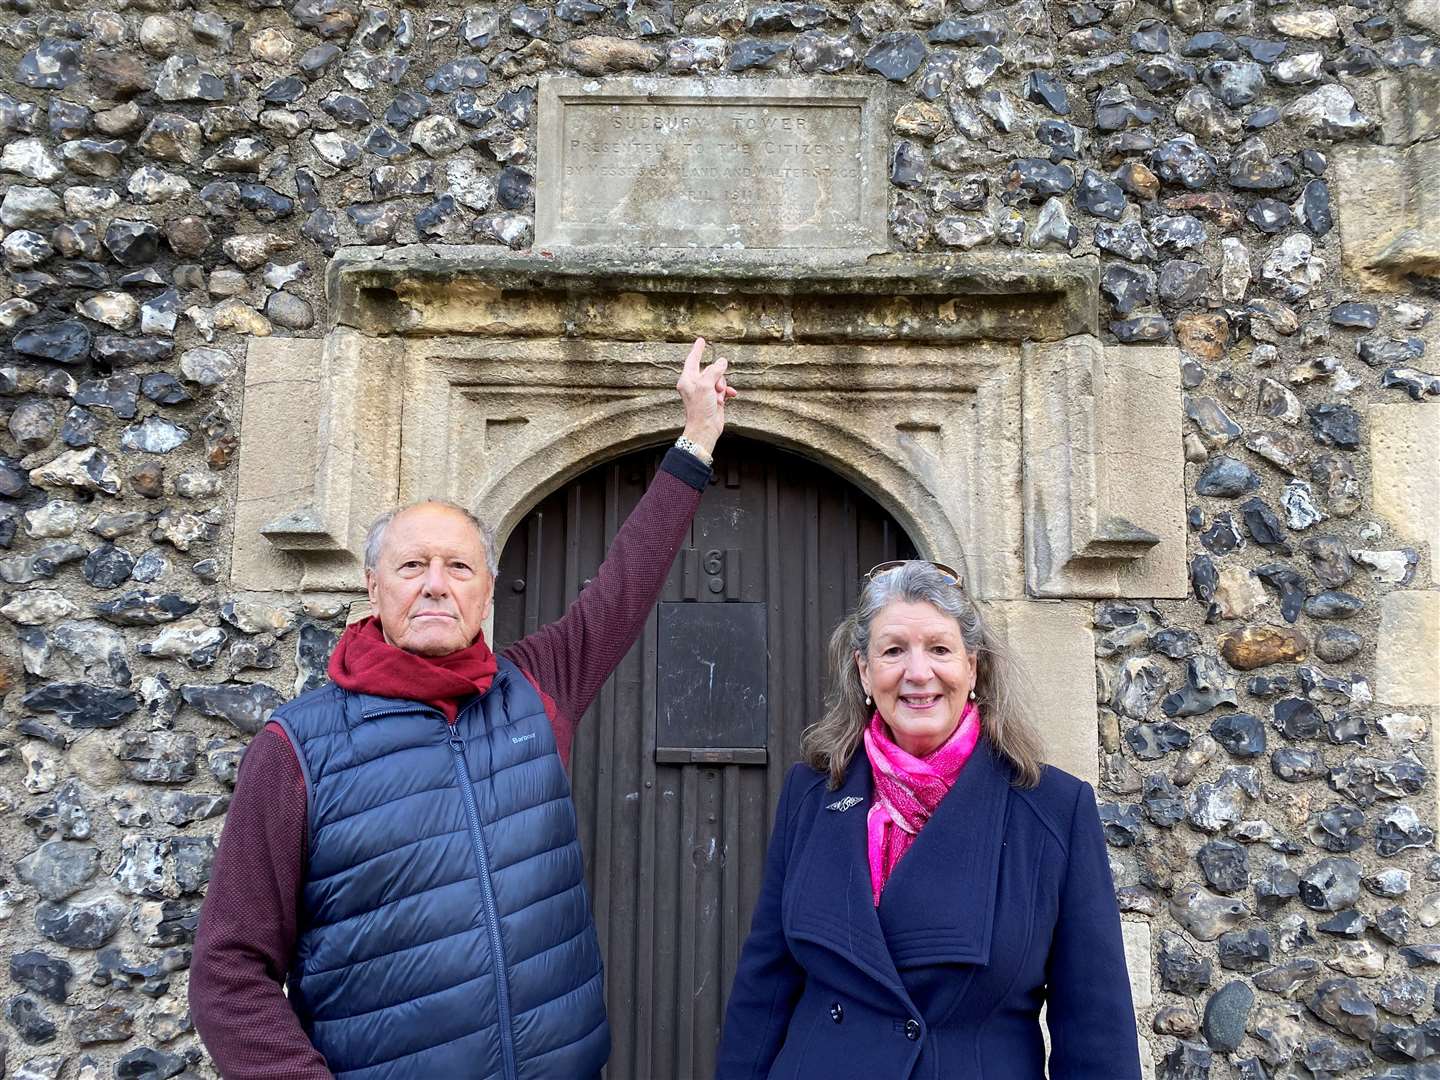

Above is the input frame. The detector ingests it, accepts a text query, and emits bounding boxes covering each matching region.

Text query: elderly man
[190,340,734,1079]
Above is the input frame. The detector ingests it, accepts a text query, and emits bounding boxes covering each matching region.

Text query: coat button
[904,1018,921,1041]
[829,1003,844,1024]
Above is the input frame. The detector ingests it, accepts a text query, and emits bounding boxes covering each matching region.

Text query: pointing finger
[684,337,707,379]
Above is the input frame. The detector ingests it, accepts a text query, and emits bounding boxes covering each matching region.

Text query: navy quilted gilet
[271,657,610,1080]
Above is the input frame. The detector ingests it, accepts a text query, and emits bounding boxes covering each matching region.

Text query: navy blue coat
[716,738,1141,1080]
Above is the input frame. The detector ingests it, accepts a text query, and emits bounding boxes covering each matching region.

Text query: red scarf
[327,616,498,724]
[864,701,981,906]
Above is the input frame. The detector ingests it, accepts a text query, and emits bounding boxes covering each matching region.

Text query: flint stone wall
[0,2,1435,1079]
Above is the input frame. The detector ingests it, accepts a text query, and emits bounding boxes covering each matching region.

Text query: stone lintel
[326,245,1099,344]
[1021,335,1188,599]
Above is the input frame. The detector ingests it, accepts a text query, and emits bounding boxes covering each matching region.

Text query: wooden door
[493,437,917,1080]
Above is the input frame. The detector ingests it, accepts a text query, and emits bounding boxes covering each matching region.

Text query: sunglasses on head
[864,560,964,588]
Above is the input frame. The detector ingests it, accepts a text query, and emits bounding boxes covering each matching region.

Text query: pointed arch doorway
[493,436,918,1080]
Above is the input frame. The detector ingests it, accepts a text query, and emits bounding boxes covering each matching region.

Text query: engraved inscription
[561,103,862,233]
[536,78,886,249]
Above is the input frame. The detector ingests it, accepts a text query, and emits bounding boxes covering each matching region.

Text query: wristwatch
[674,435,713,467]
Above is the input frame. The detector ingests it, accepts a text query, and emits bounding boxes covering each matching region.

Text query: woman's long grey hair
[802,561,1045,789]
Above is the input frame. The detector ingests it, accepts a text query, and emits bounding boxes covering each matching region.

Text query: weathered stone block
[1376,591,1440,708]
[987,599,1097,783]
[1122,920,1154,1011]
[1331,71,1440,288]
[535,76,888,250]
[1369,403,1440,558]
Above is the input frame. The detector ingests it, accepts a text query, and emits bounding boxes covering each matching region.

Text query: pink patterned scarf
[864,701,981,906]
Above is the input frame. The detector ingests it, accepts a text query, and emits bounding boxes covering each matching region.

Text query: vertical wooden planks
[494,438,916,1079]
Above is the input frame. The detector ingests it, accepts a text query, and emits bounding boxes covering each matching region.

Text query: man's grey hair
[362,500,499,576]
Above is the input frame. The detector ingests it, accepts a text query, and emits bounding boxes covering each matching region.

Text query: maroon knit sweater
[189,453,707,1079]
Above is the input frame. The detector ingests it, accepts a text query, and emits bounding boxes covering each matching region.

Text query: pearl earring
[864,694,872,706]
[968,690,976,700]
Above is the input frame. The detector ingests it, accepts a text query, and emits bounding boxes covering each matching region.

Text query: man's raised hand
[676,336,737,458]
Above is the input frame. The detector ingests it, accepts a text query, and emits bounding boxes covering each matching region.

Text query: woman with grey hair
[716,560,1141,1080]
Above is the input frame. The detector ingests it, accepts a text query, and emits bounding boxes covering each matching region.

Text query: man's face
[365,504,495,657]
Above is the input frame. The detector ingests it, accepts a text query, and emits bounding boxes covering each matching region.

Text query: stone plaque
[536,77,888,250]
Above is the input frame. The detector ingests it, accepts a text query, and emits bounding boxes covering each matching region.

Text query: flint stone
[1210,713,1265,757]
[24,504,81,542]
[1218,625,1307,670]
[1198,840,1250,894]
[1273,748,1326,782]
[29,448,121,495]
[179,348,238,387]
[864,32,927,81]
[93,593,199,627]
[1274,697,1323,739]
[1401,945,1440,968]
[1162,657,1238,718]
[1171,883,1249,940]
[1377,806,1435,857]
[120,418,190,455]
[1160,930,1214,995]
[8,952,72,1006]
[13,322,90,364]
[1158,1042,1211,1080]
[1218,927,1271,971]
[1253,957,1319,994]
[35,894,126,949]
[180,682,285,734]
[1282,84,1374,139]
[1300,858,1362,912]
[1308,977,1377,1040]
[1304,591,1363,620]
[22,683,139,729]
[1196,457,1258,498]
[83,546,135,590]
[15,841,100,901]
[1377,974,1428,1016]
[19,39,80,90]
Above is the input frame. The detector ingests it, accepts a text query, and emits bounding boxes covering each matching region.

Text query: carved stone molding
[233,248,1183,605]
[1022,336,1187,599]
[232,332,403,592]
[327,245,1098,343]
[399,337,1024,599]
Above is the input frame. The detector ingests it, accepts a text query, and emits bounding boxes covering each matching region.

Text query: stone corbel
[231,329,404,591]
[1021,335,1186,599]
[1332,70,1440,288]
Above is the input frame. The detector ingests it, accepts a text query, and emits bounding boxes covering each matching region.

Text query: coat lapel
[875,736,1013,969]
[785,758,910,1003]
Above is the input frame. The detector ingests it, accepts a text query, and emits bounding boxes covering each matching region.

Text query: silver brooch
[826,796,863,813]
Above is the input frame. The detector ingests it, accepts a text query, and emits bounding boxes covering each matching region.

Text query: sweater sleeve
[1044,781,1143,1079]
[715,766,808,1079]
[502,447,707,754]
[189,724,333,1080]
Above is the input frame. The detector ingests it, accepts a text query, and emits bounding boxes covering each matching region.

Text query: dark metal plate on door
[655,601,767,765]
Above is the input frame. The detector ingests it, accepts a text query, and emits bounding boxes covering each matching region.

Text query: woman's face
[856,600,977,758]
